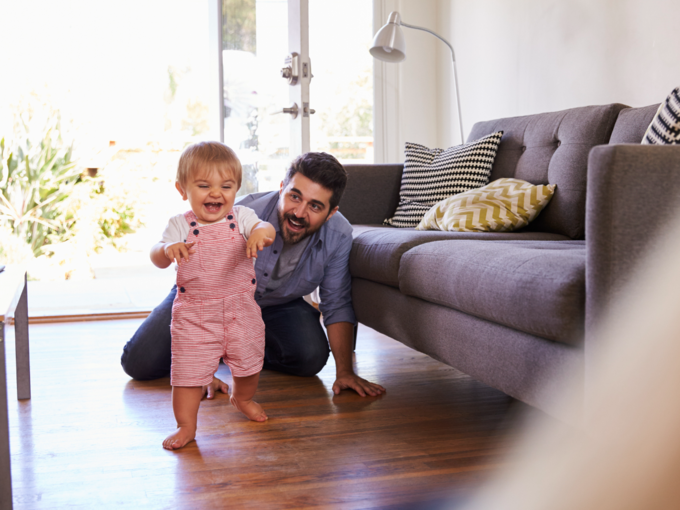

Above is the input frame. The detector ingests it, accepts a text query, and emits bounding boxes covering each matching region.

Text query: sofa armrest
[339,164,403,225]
[586,144,680,331]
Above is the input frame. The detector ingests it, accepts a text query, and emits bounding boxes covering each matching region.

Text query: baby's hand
[164,241,196,265]
[246,230,274,259]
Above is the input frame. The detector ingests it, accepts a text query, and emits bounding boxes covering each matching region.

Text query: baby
[151,141,275,450]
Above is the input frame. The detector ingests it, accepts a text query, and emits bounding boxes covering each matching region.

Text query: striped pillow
[642,87,680,145]
[416,178,556,232]
[384,132,503,228]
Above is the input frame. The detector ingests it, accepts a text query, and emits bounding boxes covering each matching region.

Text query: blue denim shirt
[237,191,356,327]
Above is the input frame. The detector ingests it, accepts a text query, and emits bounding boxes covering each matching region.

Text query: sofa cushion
[467,103,627,239]
[350,226,571,288]
[642,87,680,145]
[340,164,404,225]
[398,240,585,345]
[416,178,556,232]
[383,132,504,228]
[609,104,660,144]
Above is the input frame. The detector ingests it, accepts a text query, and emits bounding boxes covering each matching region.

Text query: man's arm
[327,321,385,397]
[319,228,385,396]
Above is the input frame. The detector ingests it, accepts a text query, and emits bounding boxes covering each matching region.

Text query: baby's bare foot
[162,426,196,450]
[230,396,268,422]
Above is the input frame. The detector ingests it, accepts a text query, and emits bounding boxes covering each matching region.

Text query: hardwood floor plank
[2,320,550,509]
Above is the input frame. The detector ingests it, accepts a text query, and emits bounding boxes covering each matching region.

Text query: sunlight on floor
[3,320,528,508]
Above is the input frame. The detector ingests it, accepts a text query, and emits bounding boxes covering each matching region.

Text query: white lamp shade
[369,12,406,63]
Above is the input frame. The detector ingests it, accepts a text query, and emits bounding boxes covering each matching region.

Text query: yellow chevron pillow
[416,178,556,232]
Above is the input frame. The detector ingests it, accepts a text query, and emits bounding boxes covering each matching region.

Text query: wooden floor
[3,320,547,509]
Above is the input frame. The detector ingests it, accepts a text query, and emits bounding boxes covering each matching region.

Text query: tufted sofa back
[468,104,627,239]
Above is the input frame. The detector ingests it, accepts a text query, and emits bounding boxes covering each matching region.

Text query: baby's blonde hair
[176,141,242,189]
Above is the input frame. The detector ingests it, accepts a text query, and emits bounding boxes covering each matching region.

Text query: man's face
[277,173,338,244]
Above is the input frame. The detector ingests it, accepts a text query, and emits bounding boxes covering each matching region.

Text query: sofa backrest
[608,104,659,144]
[468,104,627,239]
[340,164,403,224]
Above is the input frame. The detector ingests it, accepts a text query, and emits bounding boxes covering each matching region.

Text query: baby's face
[176,166,239,224]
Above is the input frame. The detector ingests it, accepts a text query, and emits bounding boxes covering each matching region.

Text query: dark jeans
[120,286,330,380]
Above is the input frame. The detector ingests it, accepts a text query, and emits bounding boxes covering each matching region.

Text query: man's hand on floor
[333,372,386,397]
[202,376,229,400]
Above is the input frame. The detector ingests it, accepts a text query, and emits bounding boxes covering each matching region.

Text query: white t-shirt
[160,206,261,244]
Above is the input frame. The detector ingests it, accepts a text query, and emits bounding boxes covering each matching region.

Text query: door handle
[280,103,316,119]
[282,103,299,119]
[281,52,300,85]
[303,103,315,116]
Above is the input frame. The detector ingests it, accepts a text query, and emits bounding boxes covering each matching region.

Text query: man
[121,152,385,398]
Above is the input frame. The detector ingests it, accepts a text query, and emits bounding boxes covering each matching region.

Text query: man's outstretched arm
[327,321,386,397]
[319,223,385,396]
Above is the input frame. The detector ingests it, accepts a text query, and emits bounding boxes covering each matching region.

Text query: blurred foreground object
[461,208,680,510]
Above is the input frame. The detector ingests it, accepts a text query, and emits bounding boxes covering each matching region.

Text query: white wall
[437,0,680,145]
[373,0,440,162]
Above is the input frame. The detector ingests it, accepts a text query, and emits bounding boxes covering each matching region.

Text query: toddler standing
[150,141,275,450]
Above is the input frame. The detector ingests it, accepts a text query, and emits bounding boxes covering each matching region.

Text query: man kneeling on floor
[120,151,386,431]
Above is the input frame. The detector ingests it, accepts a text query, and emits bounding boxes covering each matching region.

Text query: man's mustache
[284,212,309,229]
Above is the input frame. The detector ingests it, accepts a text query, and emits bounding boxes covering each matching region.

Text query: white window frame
[372,0,402,164]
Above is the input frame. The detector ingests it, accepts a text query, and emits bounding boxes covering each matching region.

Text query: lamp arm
[400,22,465,145]
[400,22,456,62]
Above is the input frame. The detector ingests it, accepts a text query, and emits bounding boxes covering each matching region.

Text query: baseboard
[8,310,152,325]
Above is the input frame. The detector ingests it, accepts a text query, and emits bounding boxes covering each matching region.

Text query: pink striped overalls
[170,210,265,387]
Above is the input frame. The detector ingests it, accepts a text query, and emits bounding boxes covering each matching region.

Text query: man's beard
[278,209,318,244]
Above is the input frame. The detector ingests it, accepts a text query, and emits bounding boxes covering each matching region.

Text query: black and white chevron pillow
[384,131,504,228]
[642,86,680,145]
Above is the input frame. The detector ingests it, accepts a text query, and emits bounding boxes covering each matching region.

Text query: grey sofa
[338,102,680,421]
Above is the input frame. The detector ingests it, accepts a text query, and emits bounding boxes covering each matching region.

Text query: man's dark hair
[283,152,348,211]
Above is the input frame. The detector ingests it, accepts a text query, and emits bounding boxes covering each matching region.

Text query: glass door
[221,0,291,194]
[309,0,374,164]
[220,0,374,198]
[0,0,223,317]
